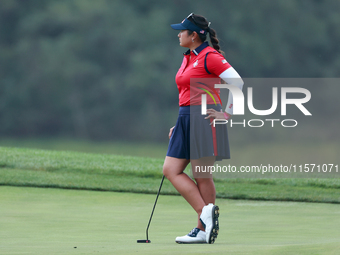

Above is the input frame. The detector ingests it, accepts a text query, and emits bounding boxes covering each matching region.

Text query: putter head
[137,239,151,243]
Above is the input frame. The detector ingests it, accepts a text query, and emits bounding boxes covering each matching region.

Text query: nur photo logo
[196,79,312,128]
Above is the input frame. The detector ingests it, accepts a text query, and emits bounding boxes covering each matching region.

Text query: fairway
[0,186,339,255]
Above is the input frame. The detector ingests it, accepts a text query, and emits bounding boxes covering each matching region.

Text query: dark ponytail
[208,27,224,55]
[187,14,224,55]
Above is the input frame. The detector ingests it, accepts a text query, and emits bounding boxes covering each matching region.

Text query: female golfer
[163,13,243,244]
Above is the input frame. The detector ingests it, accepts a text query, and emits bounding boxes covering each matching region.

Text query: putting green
[0,186,339,255]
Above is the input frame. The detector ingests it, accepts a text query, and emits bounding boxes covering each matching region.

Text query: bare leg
[191,156,216,230]
[163,156,206,217]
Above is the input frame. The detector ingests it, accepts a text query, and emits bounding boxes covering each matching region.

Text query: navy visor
[171,15,207,35]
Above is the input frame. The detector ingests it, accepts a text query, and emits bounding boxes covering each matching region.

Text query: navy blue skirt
[166,104,230,160]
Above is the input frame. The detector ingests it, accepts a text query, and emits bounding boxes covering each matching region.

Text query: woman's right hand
[169,126,175,139]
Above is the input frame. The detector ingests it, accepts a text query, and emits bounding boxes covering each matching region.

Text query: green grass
[1,186,339,255]
[1,143,339,254]
[0,137,339,165]
[0,138,168,158]
[1,146,340,203]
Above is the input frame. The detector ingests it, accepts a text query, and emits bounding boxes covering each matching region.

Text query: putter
[137,175,165,243]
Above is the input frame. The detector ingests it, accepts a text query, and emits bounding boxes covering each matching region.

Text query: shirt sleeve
[219,67,244,115]
[205,51,232,76]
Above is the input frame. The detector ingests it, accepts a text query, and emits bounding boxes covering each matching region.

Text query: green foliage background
[0,0,339,142]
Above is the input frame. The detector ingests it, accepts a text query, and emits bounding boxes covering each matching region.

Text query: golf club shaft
[146,174,165,240]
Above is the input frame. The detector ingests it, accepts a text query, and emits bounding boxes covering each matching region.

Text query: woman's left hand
[205,109,230,120]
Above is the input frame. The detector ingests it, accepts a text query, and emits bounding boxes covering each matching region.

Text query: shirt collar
[184,41,209,56]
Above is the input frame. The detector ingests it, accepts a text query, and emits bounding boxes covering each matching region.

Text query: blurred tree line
[0,0,339,142]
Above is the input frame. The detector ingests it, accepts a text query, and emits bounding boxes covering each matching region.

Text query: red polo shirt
[175,42,231,106]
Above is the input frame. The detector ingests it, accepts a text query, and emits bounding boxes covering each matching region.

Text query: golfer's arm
[219,67,244,115]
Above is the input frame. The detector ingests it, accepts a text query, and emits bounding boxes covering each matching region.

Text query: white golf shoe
[175,228,206,244]
[200,203,219,244]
